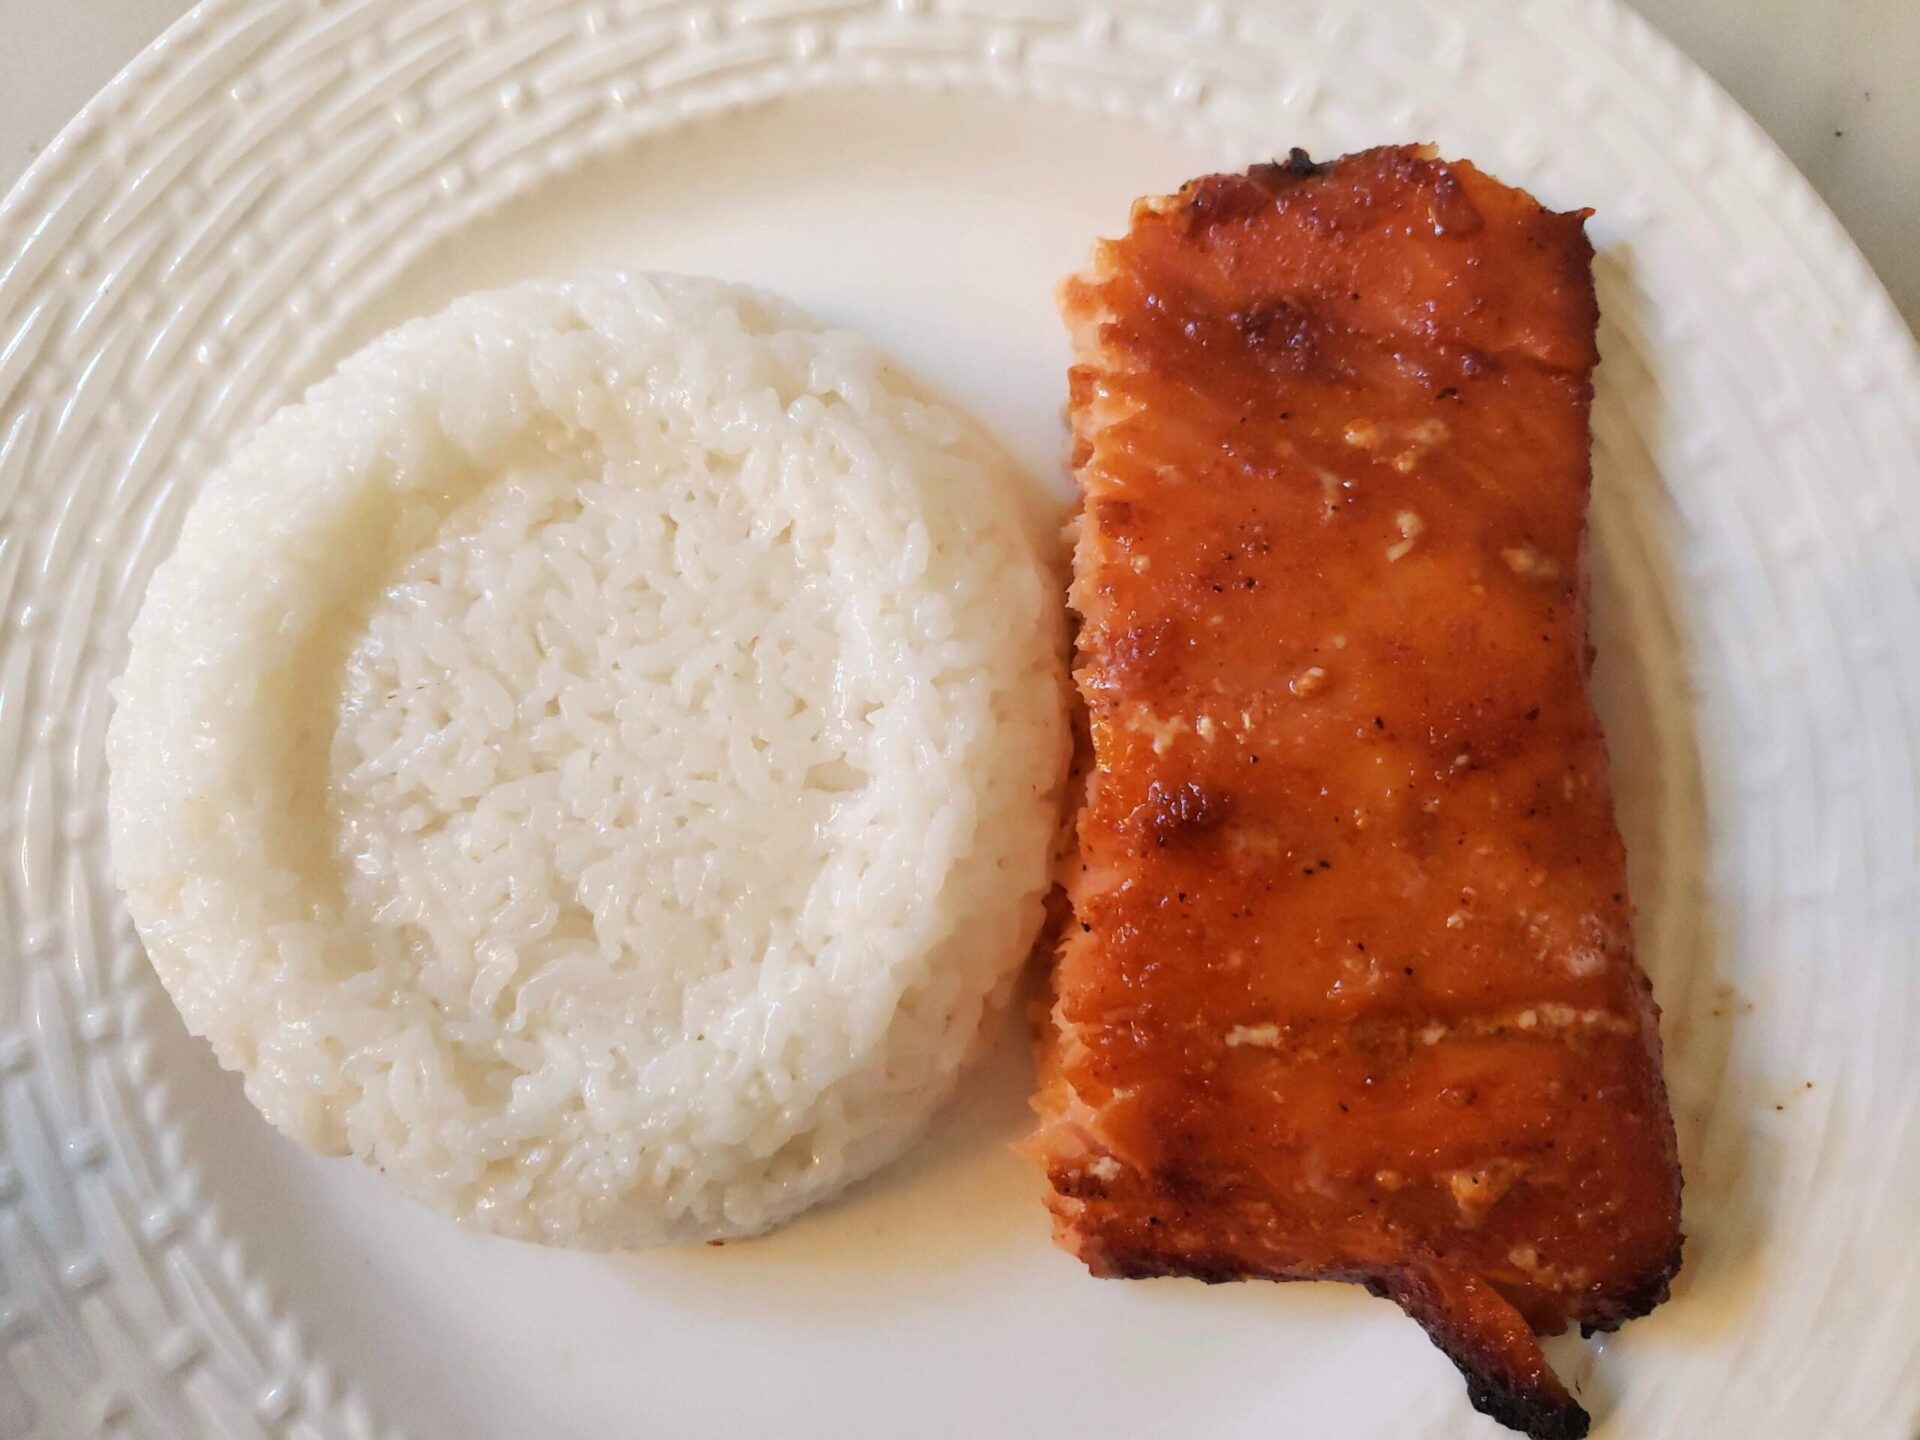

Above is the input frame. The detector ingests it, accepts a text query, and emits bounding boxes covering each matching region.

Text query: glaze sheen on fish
[1035,148,1682,1440]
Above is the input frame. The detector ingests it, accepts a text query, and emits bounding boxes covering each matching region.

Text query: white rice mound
[108,273,1069,1248]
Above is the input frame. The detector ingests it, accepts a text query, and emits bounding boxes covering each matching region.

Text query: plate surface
[3,2,1919,1438]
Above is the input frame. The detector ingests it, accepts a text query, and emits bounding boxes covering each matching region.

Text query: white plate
[4,2,1918,1437]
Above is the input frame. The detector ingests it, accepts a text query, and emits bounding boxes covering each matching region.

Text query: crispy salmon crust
[1035,147,1683,1440]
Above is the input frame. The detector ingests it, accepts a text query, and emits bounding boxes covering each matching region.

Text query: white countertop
[2,0,1916,334]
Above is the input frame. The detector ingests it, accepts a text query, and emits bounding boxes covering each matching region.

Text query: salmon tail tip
[1385,1263,1591,1439]
[1457,1365,1591,1440]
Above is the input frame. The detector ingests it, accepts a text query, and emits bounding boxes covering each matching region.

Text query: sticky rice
[108,273,1068,1247]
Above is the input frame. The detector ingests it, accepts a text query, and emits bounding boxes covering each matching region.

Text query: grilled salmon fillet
[1035,147,1682,1440]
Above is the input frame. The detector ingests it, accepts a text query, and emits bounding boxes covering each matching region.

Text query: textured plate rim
[1,1,1917,1437]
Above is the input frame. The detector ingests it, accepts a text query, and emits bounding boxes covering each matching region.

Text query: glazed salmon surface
[1036,148,1682,1440]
